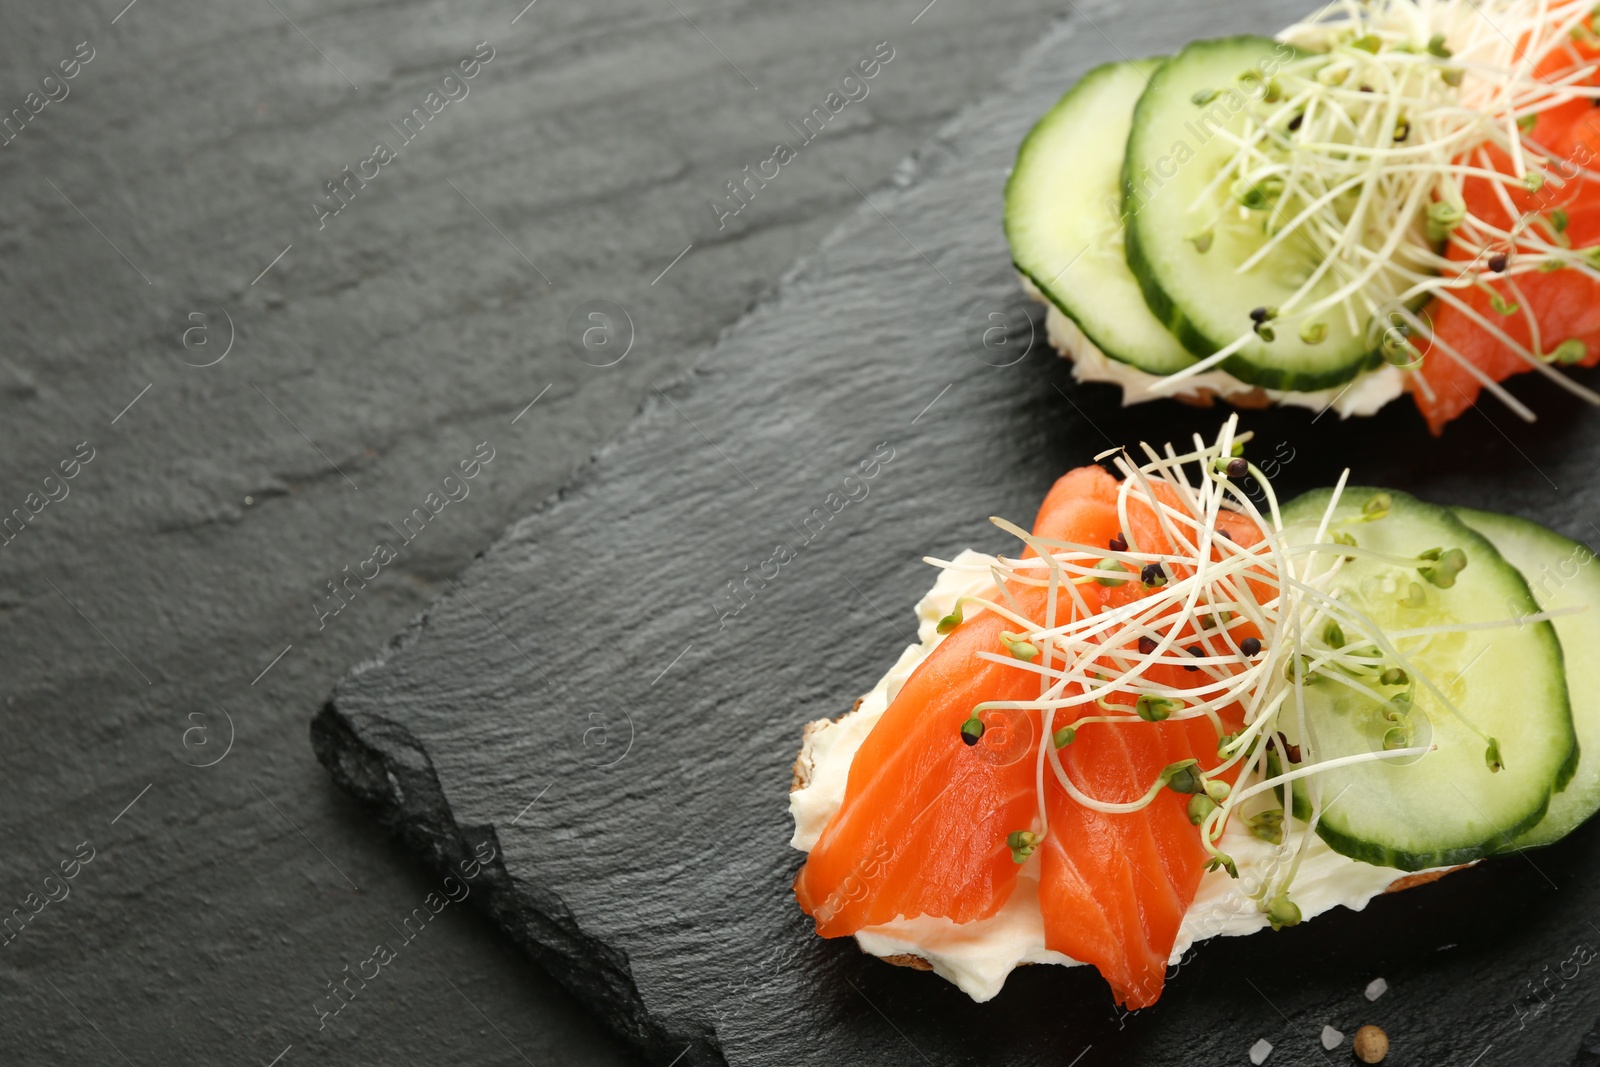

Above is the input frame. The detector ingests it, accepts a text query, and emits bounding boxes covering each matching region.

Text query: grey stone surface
[314,2,1600,1066]
[0,0,1071,1063]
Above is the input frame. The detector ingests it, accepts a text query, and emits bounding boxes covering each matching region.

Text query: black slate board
[314,4,1600,1063]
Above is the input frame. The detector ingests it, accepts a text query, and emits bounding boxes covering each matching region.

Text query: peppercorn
[1353,1024,1388,1063]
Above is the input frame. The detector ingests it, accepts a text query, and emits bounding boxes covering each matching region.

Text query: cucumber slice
[1006,59,1198,376]
[1123,37,1379,391]
[1277,487,1575,871]
[1454,508,1599,850]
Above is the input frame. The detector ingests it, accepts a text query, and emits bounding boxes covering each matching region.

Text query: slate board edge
[310,13,1084,1064]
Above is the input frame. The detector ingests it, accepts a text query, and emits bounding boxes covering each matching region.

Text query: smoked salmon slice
[794,466,1258,1007]
[1415,50,1600,433]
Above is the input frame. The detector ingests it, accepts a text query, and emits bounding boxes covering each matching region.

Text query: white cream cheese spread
[1017,276,1407,420]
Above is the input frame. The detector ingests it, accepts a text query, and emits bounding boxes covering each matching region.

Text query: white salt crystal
[1365,977,1388,1001]
[1249,1037,1273,1064]
[1321,1025,1344,1050]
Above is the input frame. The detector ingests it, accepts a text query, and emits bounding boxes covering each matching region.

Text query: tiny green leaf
[1268,893,1303,930]
[1489,290,1519,316]
[1247,809,1285,845]
[1136,694,1181,722]
[1095,559,1129,587]
[1163,759,1203,794]
[1549,338,1588,365]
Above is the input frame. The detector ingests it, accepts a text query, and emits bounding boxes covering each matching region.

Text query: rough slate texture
[0,1,1075,1065]
[318,2,1600,1065]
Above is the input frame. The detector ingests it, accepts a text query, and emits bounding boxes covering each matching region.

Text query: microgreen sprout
[1206,852,1240,879]
[1007,830,1039,864]
[1548,339,1588,365]
[1163,760,1204,794]
[960,715,985,746]
[1267,892,1303,930]
[1095,559,1130,587]
[1000,631,1040,661]
[1488,290,1519,316]
[1419,546,1469,588]
[1137,695,1184,722]
[1247,809,1286,845]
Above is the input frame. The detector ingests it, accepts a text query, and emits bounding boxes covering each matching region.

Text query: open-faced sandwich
[1005,0,1600,433]
[790,419,1600,1006]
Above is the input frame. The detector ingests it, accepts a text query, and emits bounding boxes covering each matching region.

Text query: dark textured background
[307,3,1600,1067]
[0,1,1072,1064]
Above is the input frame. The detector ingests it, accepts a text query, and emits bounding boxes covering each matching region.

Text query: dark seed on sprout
[1287,112,1303,131]
[1240,636,1262,657]
[1138,635,1157,655]
[1225,457,1248,479]
[1185,645,1202,670]
[1273,731,1302,763]
[1109,532,1127,552]
[1489,252,1509,272]
[1249,306,1269,323]
[960,716,985,746]
[1141,562,1167,587]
